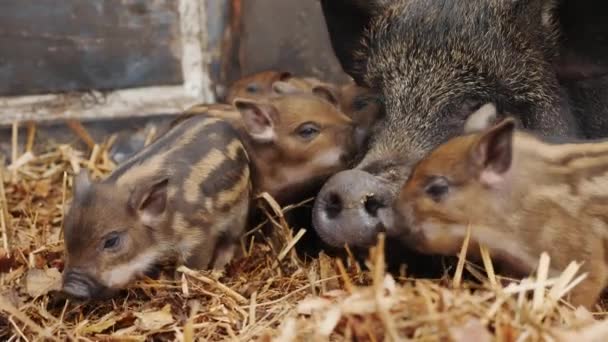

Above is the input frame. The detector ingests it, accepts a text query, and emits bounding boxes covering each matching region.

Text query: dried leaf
[134,304,174,331]
[0,253,19,273]
[573,306,596,324]
[554,320,608,342]
[24,267,62,297]
[112,325,143,339]
[449,318,493,342]
[273,317,297,342]
[80,313,118,334]
[33,179,52,198]
[297,297,332,315]
[0,288,24,309]
[318,306,342,336]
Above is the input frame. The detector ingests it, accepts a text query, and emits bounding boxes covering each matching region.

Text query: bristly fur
[313,0,608,250]
[396,118,608,308]
[62,114,252,297]
[326,0,592,185]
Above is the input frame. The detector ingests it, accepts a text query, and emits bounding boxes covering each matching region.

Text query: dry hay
[1,121,608,342]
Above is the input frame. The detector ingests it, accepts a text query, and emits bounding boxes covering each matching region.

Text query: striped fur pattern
[224,70,324,104]
[169,92,366,205]
[62,114,251,298]
[395,117,608,308]
[224,70,382,132]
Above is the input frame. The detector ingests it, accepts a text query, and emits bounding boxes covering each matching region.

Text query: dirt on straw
[1,121,608,341]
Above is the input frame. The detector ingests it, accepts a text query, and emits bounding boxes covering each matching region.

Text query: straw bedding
[1,122,608,341]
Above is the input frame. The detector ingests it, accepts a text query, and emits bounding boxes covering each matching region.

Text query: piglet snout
[62,268,109,300]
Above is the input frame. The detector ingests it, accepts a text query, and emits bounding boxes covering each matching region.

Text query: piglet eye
[103,232,122,250]
[246,83,259,93]
[296,123,320,140]
[424,176,450,201]
[353,96,369,111]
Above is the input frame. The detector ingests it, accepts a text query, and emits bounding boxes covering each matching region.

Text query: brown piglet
[164,92,367,205]
[225,70,327,104]
[338,81,383,131]
[271,79,382,133]
[169,90,369,206]
[229,92,367,204]
[62,114,251,299]
[393,108,608,309]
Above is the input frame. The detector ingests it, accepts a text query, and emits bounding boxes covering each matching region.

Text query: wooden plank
[233,0,350,85]
[0,85,201,125]
[0,0,183,96]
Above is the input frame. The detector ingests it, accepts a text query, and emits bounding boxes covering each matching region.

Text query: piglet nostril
[62,280,91,299]
[325,192,343,219]
[62,269,102,299]
[363,195,385,217]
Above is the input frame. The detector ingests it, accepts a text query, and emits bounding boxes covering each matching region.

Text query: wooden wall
[0,0,348,124]
[0,0,183,97]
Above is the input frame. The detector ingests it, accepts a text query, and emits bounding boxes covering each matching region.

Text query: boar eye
[103,232,122,250]
[424,176,450,201]
[296,123,320,140]
[246,83,259,93]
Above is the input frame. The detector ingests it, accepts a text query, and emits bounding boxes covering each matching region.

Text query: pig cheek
[416,198,470,255]
[320,131,348,162]
[393,195,428,243]
[416,220,467,255]
[98,238,160,288]
[330,128,356,163]
[400,198,454,254]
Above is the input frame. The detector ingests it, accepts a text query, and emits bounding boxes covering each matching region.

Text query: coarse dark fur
[312,0,608,249]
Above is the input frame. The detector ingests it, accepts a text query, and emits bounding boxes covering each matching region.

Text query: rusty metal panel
[222,0,350,87]
[0,0,183,97]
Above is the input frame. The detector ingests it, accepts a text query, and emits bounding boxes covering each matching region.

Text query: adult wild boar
[312,0,608,248]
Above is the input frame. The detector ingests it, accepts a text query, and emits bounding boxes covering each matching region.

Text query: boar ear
[312,85,341,106]
[548,2,608,81]
[469,118,516,186]
[130,178,169,227]
[463,103,498,134]
[234,99,278,142]
[320,0,382,84]
[73,170,92,199]
[272,81,301,95]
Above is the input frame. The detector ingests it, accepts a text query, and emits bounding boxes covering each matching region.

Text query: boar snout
[313,169,396,248]
[62,268,111,300]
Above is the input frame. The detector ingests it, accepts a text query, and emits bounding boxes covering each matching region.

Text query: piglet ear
[233,98,278,142]
[469,118,516,186]
[312,85,341,106]
[129,178,169,227]
[73,170,92,199]
[272,80,301,94]
[277,71,292,81]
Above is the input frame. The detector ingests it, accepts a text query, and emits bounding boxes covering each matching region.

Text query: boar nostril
[325,192,343,219]
[364,195,385,217]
